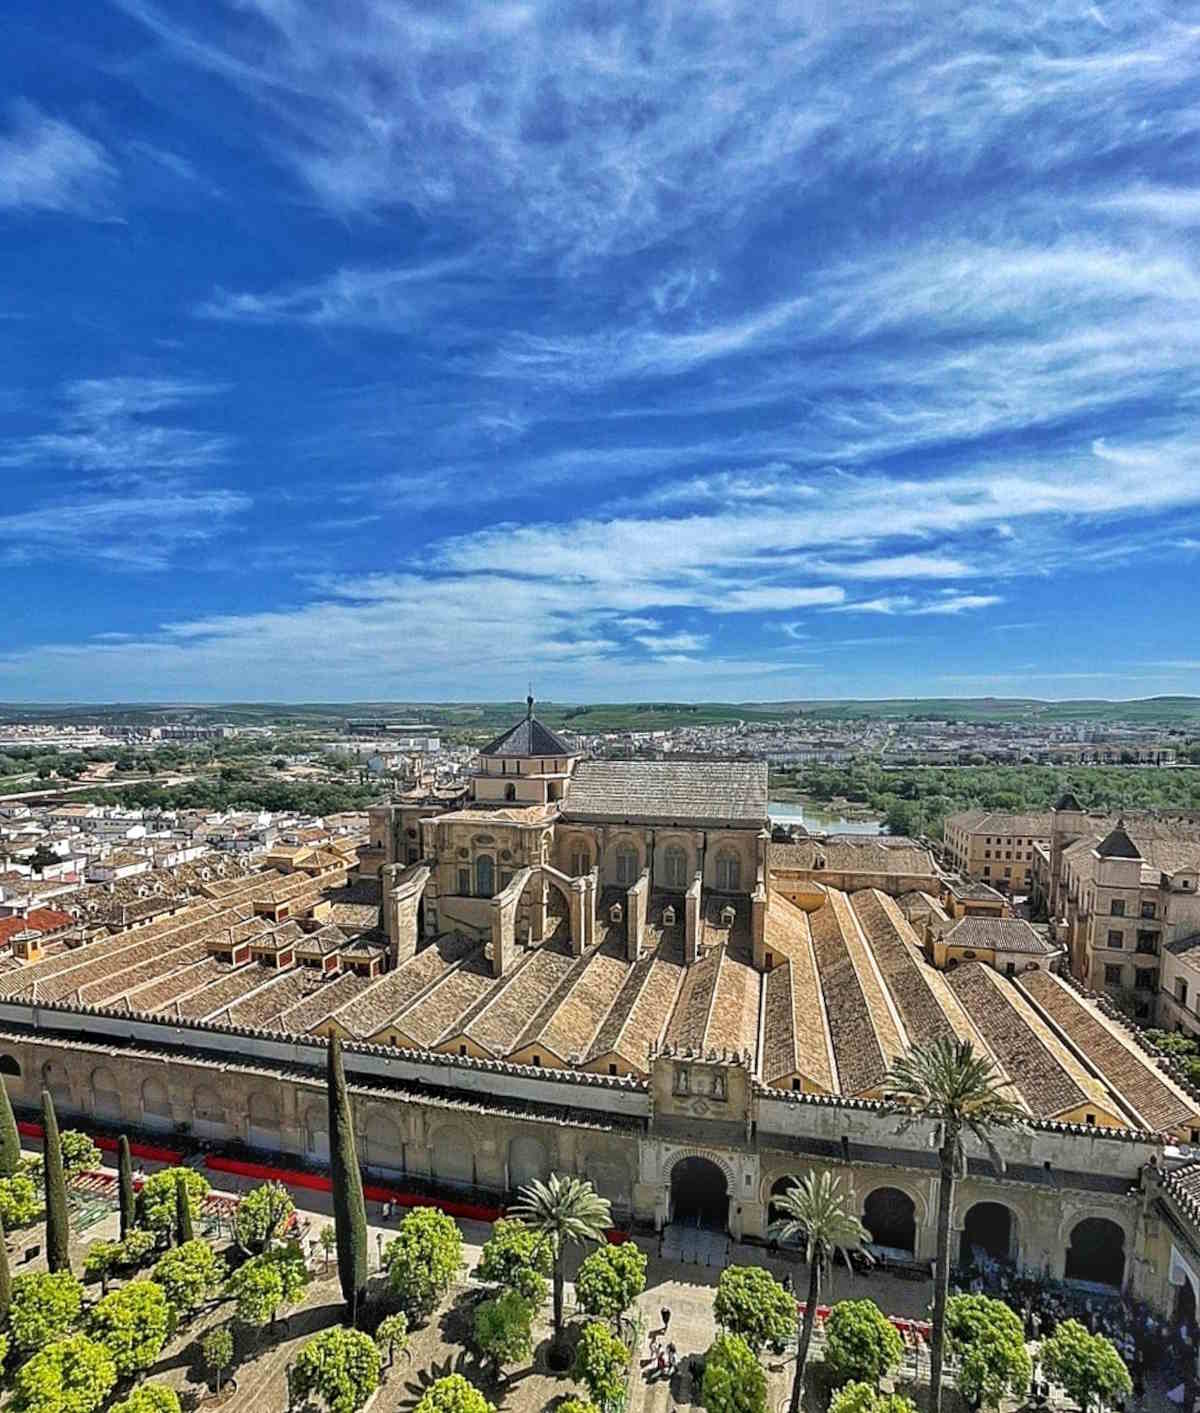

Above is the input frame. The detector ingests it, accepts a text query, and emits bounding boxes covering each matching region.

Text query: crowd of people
[954,1254,1189,1398]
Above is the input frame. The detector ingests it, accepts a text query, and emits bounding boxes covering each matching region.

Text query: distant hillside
[1,696,1199,730]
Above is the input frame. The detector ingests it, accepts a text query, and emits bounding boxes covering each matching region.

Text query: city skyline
[4,3,1200,701]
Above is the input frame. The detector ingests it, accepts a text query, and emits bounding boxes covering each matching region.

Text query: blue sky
[3,1,1200,703]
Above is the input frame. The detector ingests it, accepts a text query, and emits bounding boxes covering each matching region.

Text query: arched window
[663,845,688,891]
[616,848,639,886]
[715,852,741,892]
[0,1054,20,1077]
[570,848,590,878]
[504,783,517,802]
[475,855,495,898]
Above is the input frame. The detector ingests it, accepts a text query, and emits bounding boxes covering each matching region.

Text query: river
[767,799,884,835]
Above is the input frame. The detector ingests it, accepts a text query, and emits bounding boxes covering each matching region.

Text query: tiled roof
[769,841,936,876]
[518,939,632,1064]
[1097,821,1141,859]
[945,811,1055,837]
[944,963,1091,1119]
[328,933,475,1039]
[480,708,574,759]
[564,759,768,826]
[942,917,1057,955]
[276,971,372,1033]
[850,890,963,1047]
[0,909,74,945]
[1018,970,1199,1133]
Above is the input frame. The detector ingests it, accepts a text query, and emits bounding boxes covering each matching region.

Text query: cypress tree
[0,1215,11,1324]
[41,1090,70,1274]
[0,1071,20,1178]
[327,1038,367,1321]
[175,1169,195,1244]
[117,1135,135,1240]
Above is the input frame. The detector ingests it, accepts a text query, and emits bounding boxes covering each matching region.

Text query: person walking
[661,1306,671,1333]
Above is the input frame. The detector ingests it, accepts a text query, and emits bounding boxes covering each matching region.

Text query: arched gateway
[670,1156,729,1230]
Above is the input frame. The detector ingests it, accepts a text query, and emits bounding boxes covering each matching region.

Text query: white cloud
[634,631,710,653]
[910,593,1003,616]
[0,102,117,217]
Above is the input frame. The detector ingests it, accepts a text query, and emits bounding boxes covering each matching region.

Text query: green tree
[411,1374,496,1413]
[114,1229,157,1270]
[375,1311,409,1368]
[575,1242,646,1331]
[884,1040,1023,1413]
[0,1070,21,1176]
[511,1173,611,1360]
[87,1279,176,1376]
[109,1386,182,1413]
[233,1181,294,1254]
[474,1289,533,1376]
[59,1132,101,1177]
[384,1206,463,1322]
[41,1091,71,1274]
[945,1295,1032,1409]
[11,1333,116,1413]
[475,1217,552,1304]
[319,1222,337,1272]
[10,1270,84,1352]
[0,1173,43,1230]
[200,1325,234,1396]
[828,1383,918,1413]
[226,1240,308,1331]
[1038,1321,1132,1413]
[82,1241,121,1296]
[0,1215,11,1323]
[558,1401,600,1413]
[572,1321,629,1410]
[712,1264,794,1354]
[152,1239,226,1319]
[823,1300,903,1390]
[328,1038,368,1322]
[770,1170,870,1413]
[138,1168,209,1235]
[701,1332,767,1413]
[173,1171,194,1245]
[117,1137,134,1241]
[293,1327,382,1413]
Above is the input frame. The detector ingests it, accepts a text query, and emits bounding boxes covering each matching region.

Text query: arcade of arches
[1065,1217,1127,1289]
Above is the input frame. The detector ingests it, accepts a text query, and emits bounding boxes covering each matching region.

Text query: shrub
[11,1333,116,1413]
[575,1242,647,1326]
[713,1264,794,1353]
[701,1332,767,1413]
[139,1168,209,1233]
[475,1218,552,1304]
[572,1320,630,1409]
[293,1327,382,1413]
[59,1131,102,1176]
[1039,1320,1132,1413]
[233,1182,295,1255]
[375,1311,409,1366]
[114,1228,158,1269]
[946,1295,1032,1409]
[83,1241,121,1292]
[226,1239,308,1328]
[822,1300,903,1389]
[829,1382,918,1413]
[411,1374,496,1413]
[474,1289,533,1373]
[384,1206,463,1320]
[152,1239,226,1317]
[201,1325,234,1394]
[0,1174,43,1231]
[87,1279,177,1376]
[9,1269,84,1352]
[109,1387,183,1413]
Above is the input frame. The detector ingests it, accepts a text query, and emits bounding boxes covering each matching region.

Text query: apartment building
[1046,799,1200,1022]
[942,810,1054,893]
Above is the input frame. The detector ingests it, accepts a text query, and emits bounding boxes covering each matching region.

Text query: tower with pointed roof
[473,693,581,807]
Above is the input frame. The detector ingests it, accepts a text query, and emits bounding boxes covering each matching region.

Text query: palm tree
[884,1038,1025,1413]
[770,1170,870,1413]
[511,1172,612,1360]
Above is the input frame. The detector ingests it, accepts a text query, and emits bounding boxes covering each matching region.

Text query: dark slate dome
[1055,792,1083,812]
[1096,819,1141,860]
[479,696,575,759]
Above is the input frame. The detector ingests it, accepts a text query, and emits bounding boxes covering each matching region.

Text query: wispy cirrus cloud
[0,102,117,218]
